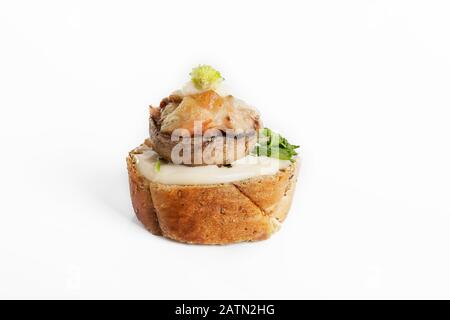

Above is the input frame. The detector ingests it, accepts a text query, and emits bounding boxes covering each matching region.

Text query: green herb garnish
[253,128,299,162]
[190,65,224,90]
[155,158,161,172]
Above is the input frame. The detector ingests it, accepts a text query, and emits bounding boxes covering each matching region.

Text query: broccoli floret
[190,65,224,90]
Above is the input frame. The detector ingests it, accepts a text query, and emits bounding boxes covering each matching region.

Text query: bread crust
[126,142,299,244]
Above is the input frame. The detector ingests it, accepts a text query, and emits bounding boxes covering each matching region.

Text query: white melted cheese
[134,148,291,185]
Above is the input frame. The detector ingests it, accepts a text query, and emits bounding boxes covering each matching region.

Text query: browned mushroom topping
[158,90,261,135]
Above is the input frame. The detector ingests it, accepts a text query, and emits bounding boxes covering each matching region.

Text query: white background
[1,0,450,299]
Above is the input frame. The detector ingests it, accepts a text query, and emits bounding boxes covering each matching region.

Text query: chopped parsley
[154,158,161,172]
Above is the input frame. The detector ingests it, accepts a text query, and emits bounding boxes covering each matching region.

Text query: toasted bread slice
[126,141,299,245]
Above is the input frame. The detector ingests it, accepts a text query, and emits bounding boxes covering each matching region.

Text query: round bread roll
[126,141,299,245]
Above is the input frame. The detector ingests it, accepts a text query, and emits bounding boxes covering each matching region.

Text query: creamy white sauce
[134,147,291,185]
[180,80,230,97]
